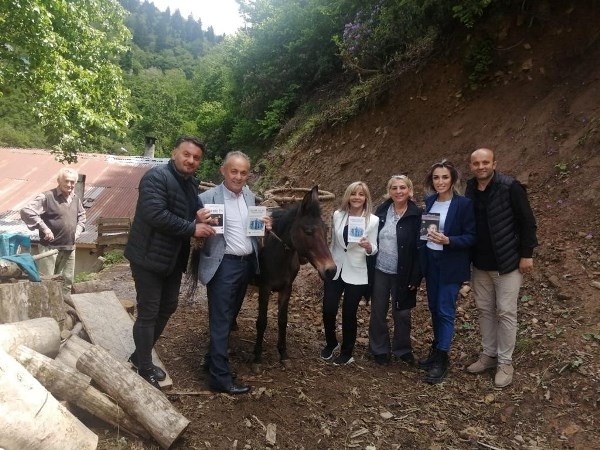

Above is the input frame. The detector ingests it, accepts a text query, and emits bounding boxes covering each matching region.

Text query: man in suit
[197,151,271,395]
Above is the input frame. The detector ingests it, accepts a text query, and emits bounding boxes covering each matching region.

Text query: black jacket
[125,160,199,275]
[372,199,422,310]
[465,171,538,274]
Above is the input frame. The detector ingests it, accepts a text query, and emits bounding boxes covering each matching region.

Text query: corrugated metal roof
[0,147,169,245]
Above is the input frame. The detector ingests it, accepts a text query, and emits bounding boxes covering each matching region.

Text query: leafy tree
[0,0,133,162]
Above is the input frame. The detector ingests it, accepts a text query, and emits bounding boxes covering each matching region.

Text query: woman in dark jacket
[368,175,422,365]
[418,160,475,384]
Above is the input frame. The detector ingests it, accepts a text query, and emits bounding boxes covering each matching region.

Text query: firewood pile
[0,280,189,449]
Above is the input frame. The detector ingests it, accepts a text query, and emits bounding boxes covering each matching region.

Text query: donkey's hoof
[252,363,261,375]
[281,359,291,370]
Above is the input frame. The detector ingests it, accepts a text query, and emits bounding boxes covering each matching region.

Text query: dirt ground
[94,4,599,450]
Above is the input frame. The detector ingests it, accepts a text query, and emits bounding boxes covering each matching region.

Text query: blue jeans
[425,250,460,352]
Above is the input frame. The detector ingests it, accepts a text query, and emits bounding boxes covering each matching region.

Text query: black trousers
[322,275,366,357]
[130,262,183,370]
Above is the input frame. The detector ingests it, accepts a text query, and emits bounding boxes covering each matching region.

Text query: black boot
[424,350,448,384]
[418,344,437,371]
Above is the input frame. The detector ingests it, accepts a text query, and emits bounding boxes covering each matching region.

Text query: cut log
[71,290,172,387]
[71,279,109,294]
[0,347,98,450]
[0,317,60,357]
[0,279,66,326]
[13,345,150,440]
[77,345,189,449]
[55,333,93,369]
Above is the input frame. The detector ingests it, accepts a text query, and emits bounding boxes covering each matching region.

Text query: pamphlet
[420,213,440,241]
[246,206,267,236]
[205,204,225,234]
[347,216,366,243]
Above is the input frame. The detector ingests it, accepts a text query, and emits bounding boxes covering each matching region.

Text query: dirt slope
[96,4,599,449]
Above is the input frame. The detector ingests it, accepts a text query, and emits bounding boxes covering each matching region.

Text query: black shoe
[212,383,251,395]
[418,346,437,371]
[129,353,166,382]
[138,367,161,389]
[424,350,449,384]
[333,354,355,366]
[374,354,390,365]
[320,343,340,361]
[397,352,415,365]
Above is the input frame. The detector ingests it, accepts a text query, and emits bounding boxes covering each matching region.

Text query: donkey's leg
[253,286,270,366]
[277,285,293,365]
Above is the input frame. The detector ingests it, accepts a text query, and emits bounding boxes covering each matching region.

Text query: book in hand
[246,206,267,236]
[347,216,366,243]
[420,213,440,240]
[205,204,225,234]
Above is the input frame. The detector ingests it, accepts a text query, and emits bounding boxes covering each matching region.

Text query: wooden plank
[71,291,172,388]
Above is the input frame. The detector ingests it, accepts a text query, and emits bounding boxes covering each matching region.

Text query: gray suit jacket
[198,183,260,285]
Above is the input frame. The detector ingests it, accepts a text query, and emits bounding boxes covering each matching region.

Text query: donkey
[251,186,336,368]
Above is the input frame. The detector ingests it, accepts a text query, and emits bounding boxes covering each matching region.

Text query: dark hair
[424,159,462,195]
[174,136,205,153]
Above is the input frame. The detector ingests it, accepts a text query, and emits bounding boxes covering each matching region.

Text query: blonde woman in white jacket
[321,181,379,365]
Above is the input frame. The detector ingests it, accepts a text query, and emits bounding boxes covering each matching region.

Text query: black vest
[466,173,520,274]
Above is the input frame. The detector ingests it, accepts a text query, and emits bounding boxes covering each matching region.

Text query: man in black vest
[465,148,538,388]
[124,136,215,388]
[21,167,86,295]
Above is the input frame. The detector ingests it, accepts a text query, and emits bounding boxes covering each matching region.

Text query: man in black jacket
[124,136,214,388]
[465,148,538,388]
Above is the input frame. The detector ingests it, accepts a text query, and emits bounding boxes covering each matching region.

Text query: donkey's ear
[300,185,319,214]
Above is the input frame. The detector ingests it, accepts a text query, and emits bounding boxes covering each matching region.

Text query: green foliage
[582,332,600,342]
[334,0,449,75]
[102,249,125,268]
[465,35,496,88]
[74,272,96,283]
[554,162,569,178]
[0,0,133,162]
[453,0,493,28]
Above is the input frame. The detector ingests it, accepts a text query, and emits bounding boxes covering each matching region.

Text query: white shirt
[223,186,253,256]
[427,199,451,251]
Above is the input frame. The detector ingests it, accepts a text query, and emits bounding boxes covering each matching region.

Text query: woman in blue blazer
[419,160,475,384]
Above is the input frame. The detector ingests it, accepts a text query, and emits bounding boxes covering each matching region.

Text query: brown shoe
[466,354,497,373]
[494,364,514,388]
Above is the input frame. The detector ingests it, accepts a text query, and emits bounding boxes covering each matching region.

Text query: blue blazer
[197,184,261,285]
[420,194,476,284]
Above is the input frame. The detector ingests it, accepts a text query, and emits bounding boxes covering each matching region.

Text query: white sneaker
[466,354,497,373]
[494,364,514,388]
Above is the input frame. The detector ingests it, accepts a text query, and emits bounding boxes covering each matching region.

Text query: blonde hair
[339,182,373,224]
[384,174,414,199]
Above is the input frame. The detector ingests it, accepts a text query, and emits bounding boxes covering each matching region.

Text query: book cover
[420,213,440,240]
[347,216,366,243]
[205,204,225,234]
[246,206,267,236]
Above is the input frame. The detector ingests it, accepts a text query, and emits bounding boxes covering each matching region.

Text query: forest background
[2,0,507,180]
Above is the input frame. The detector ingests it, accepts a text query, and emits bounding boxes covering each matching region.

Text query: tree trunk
[0,317,60,357]
[0,347,98,450]
[13,345,150,440]
[77,345,189,449]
